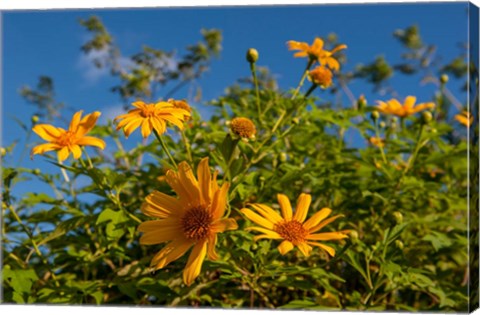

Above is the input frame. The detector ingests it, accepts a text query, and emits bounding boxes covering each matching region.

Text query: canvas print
[1,1,479,312]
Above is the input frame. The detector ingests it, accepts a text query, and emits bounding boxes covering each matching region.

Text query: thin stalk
[403,124,426,176]
[57,157,70,183]
[181,129,193,164]
[250,62,261,118]
[153,130,177,169]
[291,59,314,100]
[374,120,388,164]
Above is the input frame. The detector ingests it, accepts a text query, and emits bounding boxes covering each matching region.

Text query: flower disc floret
[230,117,257,139]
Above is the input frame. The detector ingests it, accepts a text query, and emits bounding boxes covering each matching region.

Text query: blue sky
[2,2,470,196]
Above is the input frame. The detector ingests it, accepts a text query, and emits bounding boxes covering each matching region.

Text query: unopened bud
[0,147,6,156]
[379,121,386,129]
[31,115,40,124]
[395,240,404,250]
[279,152,287,163]
[422,111,433,124]
[440,74,449,84]
[391,122,398,130]
[357,95,367,110]
[431,128,438,134]
[349,230,359,241]
[259,176,265,183]
[371,111,380,121]
[292,117,300,125]
[246,48,259,63]
[392,211,403,224]
[33,168,41,175]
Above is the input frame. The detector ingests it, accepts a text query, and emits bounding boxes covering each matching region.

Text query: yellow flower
[241,193,348,257]
[230,117,257,139]
[376,96,435,118]
[287,37,347,71]
[308,66,333,88]
[138,158,238,286]
[369,136,385,148]
[168,98,192,121]
[31,111,105,162]
[114,100,190,138]
[455,111,473,127]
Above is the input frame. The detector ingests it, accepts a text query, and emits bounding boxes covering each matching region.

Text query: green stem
[250,62,261,118]
[304,83,318,98]
[154,130,178,169]
[403,124,425,176]
[374,120,388,164]
[291,59,314,100]
[58,157,70,183]
[181,129,193,164]
[82,148,94,169]
[9,205,60,287]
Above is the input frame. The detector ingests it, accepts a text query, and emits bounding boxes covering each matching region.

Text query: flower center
[57,131,76,146]
[181,206,213,241]
[140,105,157,118]
[274,220,308,245]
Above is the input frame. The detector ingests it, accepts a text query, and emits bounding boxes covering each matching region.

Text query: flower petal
[240,208,274,229]
[76,136,106,150]
[32,124,62,141]
[69,111,84,131]
[70,145,82,159]
[31,143,61,156]
[249,203,283,224]
[211,182,229,220]
[141,190,185,218]
[308,242,336,256]
[197,157,212,205]
[307,232,349,241]
[57,146,70,162]
[303,208,332,231]
[211,218,238,233]
[139,224,180,245]
[150,238,192,269]
[207,235,219,260]
[183,240,207,286]
[297,242,313,257]
[277,240,294,255]
[277,194,292,220]
[77,111,101,137]
[308,214,344,233]
[293,193,311,223]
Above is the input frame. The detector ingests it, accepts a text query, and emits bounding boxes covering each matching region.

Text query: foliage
[2,17,476,312]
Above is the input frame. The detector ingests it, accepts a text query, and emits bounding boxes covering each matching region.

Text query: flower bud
[440,74,449,84]
[292,117,300,125]
[379,121,386,129]
[279,152,287,163]
[349,230,359,241]
[422,111,433,124]
[33,168,41,175]
[395,240,404,250]
[370,110,380,121]
[392,211,403,224]
[230,117,257,140]
[31,115,40,124]
[357,95,367,110]
[246,48,259,63]
[0,147,6,157]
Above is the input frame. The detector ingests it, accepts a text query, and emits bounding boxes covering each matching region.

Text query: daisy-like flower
[241,193,348,257]
[114,100,190,138]
[287,37,347,71]
[308,66,333,88]
[138,158,238,286]
[31,111,105,162]
[369,136,385,148]
[376,96,435,118]
[168,98,192,121]
[230,117,257,140]
[455,111,473,127]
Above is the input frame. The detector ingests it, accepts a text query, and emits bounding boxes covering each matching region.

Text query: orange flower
[138,158,237,286]
[455,111,473,127]
[287,37,347,71]
[377,96,435,118]
[115,100,190,138]
[31,111,105,162]
[369,137,385,148]
[241,193,348,257]
[308,66,333,88]
[230,117,257,139]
